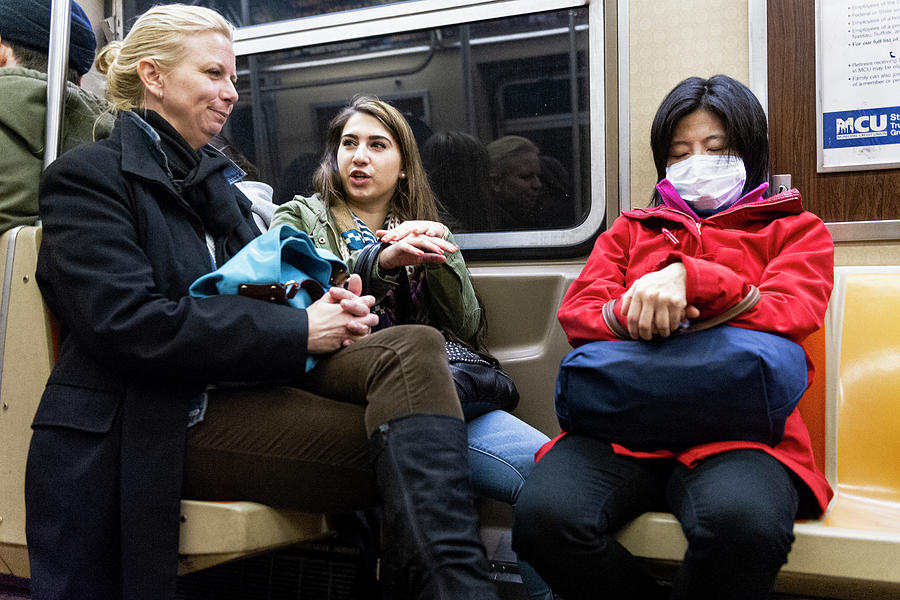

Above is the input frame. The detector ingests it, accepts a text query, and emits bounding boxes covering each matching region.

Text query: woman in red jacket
[512,75,834,600]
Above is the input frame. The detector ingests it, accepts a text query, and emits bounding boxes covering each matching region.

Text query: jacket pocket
[32,383,121,434]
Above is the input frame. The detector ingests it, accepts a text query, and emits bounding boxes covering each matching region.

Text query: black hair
[649,74,769,205]
[420,130,494,232]
[5,43,80,84]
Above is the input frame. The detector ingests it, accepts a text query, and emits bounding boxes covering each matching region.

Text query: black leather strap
[353,242,413,324]
[352,242,389,291]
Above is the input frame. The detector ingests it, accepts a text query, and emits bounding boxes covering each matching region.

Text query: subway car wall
[2,2,899,600]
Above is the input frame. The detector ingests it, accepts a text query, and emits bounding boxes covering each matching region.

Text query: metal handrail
[43,0,72,170]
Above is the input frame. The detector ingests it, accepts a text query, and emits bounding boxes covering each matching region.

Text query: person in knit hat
[0,0,113,234]
[0,0,98,82]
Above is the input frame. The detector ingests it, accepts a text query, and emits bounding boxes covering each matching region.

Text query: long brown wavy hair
[314,96,439,232]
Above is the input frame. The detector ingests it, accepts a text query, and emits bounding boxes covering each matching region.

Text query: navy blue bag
[554,325,808,451]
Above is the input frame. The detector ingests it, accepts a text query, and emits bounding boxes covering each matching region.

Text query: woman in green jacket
[273,96,555,599]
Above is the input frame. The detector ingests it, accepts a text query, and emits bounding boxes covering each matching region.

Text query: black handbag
[445,340,519,421]
[354,242,519,421]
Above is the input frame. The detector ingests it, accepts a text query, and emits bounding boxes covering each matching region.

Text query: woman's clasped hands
[619,262,701,340]
[306,273,379,353]
[376,219,458,270]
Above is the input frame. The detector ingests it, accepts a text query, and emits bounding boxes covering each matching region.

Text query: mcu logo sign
[823,108,898,149]
[835,114,888,138]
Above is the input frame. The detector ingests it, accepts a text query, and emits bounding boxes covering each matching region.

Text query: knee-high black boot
[369,413,499,600]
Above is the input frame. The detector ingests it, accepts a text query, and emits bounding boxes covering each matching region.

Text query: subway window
[124,0,418,27]
[125,0,603,254]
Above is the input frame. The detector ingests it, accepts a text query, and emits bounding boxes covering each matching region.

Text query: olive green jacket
[0,67,114,233]
[272,194,482,342]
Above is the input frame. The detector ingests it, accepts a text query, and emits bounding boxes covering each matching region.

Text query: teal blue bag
[189,224,348,371]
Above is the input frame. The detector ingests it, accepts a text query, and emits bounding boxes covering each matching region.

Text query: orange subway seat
[824,273,900,533]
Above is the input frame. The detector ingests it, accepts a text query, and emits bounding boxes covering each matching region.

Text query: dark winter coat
[26,111,311,600]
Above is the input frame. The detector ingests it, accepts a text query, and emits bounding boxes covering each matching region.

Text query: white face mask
[665,154,747,212]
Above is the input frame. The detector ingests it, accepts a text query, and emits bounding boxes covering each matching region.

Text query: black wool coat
[26,111,311,600]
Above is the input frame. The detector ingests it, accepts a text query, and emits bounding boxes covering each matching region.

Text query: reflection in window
[223,7,589,233]
[124,0,415,27]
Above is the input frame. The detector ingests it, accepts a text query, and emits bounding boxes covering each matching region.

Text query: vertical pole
[44,0,72,169]
[568,10,583,216]
[460,25,476,136]
[241,0,270,183]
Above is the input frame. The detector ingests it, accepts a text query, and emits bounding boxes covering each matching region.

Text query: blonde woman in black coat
[25,5,498,600]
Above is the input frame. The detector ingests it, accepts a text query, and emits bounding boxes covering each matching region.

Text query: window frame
[232,0,607,254]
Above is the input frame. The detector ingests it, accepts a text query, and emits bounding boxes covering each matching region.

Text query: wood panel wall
[767,0,900,223]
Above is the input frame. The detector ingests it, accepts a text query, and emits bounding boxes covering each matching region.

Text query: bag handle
[677,285,760,334]
[237,279,327,305]
[353,242,415,325]
[602,284,761,339]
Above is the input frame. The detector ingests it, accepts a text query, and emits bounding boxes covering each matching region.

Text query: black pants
[182,324,463,512]
[512,434,799,600]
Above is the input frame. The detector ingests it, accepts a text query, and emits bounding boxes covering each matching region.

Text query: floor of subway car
[482,526,822,600]
[0,544,826,600]
[0,569,828,600]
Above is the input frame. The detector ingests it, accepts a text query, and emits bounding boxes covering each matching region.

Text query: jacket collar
[626,186,805,229]
[656,179,770,220]
[303,193,341,234]
[116,111,245,194]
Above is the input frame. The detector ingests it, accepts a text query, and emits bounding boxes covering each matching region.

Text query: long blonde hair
[314,96,439,233]
[94,4,232,112]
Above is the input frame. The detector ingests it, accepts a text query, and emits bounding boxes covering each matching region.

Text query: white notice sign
[817,0,900,171]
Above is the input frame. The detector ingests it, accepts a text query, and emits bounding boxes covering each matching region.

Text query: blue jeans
[512,434,800,600]
[466,410,556,600]
[467,409,547,503]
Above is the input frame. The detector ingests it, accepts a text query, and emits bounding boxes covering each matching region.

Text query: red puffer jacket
[549,187,835,515]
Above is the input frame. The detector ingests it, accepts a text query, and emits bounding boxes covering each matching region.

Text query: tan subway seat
[0,226,331,578]
[616,512,900,588]
[177,500,331,574]
[613,266,900,597]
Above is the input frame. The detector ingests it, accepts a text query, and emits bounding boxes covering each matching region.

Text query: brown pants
[182,324,462,512]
